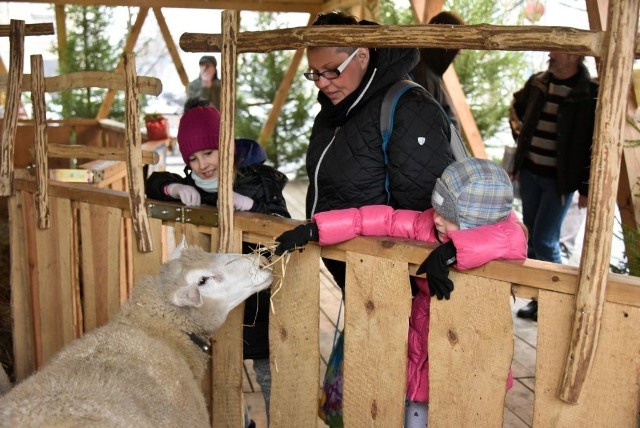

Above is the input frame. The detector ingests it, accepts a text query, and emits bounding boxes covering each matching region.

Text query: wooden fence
[8,176,640,427]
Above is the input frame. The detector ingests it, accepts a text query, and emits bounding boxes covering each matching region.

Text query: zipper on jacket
[310,127,340,217]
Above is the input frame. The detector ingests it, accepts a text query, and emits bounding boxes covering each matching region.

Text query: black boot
[517,300,538,321]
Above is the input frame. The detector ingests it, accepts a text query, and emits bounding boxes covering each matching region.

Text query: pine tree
[51,5,125,119]
[235,13,315,177]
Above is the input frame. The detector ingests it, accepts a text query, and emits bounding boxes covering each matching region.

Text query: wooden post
[30,54,50,229]
[558,0,640,403]
[123,53,153,253]
[211,11,243,428]
[0,20,25,196]
[217,10,238,254]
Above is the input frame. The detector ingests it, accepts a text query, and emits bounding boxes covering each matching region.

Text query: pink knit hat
[177,106,221,164]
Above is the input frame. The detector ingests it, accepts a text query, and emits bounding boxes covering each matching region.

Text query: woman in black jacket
[146,105,288,425]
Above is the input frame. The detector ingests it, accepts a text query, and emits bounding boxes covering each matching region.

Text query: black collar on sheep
[188,332,211,353]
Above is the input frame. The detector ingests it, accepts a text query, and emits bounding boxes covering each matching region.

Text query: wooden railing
[9,176,640,427]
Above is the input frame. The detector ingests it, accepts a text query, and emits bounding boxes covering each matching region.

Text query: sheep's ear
[171,284,203,308]
[170,236,189,261]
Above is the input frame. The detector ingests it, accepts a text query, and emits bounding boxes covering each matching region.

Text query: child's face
[433,211,460,242]
[188,149,219,180]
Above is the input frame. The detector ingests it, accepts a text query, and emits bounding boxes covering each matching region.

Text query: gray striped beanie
[431,157,513,230]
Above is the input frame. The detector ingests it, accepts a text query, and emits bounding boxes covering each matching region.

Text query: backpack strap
[379,79,470,203]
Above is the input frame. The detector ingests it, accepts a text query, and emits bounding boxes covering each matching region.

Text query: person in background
[186,55,221,109]
[145,105,289,426]
[509,52,598,321]
[411,10,466,131]
[275,157,527,427]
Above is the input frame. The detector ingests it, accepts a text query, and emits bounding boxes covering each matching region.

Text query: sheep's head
[164,244,272,333]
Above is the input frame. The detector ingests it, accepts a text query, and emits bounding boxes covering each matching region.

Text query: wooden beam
[13,0,324,13]
[97,7,149,119]
[30,54,51,230]
[123,53,153,252]
[0,23,54,37]
[0,20,25,196]
[180,24,618,58]
[0,71,162,96]
[558,0,639,403]
[152,7,189,88]
[410,0,444,23]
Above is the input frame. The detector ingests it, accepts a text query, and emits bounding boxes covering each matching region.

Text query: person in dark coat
[277,10,452,291]
[146,105,289,424]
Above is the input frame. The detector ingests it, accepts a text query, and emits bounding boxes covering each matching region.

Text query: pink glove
[232,192,254,211]
[165,183,201,206]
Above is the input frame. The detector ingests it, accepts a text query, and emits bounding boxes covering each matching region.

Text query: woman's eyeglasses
[304,48,359,81]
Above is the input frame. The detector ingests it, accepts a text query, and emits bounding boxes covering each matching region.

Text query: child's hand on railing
[416,241,457,300]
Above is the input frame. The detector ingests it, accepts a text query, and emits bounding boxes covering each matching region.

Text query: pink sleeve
[448,211,527,270]
[313,205,433,245]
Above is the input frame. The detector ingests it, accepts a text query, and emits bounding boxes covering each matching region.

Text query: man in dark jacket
[509,52,598,320]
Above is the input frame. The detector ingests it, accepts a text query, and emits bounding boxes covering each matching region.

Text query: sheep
[0,244,272,427]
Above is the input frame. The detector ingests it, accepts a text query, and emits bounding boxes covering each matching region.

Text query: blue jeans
[518,167,573,263]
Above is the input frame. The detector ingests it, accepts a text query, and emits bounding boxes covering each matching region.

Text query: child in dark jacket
[275,157,527,427]
[146,105,289,425]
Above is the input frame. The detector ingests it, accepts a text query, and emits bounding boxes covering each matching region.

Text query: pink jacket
[313,205,527,402]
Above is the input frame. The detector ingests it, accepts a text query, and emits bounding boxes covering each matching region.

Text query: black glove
[274,223,319,256]
[416,241,457,300]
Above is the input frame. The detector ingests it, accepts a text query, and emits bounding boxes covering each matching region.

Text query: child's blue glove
[416,241,457,300]
[274,223,319,256]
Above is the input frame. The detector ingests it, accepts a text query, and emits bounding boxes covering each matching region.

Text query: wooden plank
[29,195,75,365]
[269,245,321,427]
[78,202,122,331]
[559,0,639,403]
[8,192,36,381]
[429,274,513,427]
[211,227,245,428]
[131,216,163,284]
[535,290,640,425]
[0,20,25,196]
[343,252,411,427]
[153,7,189,87]
[47,145,158,165]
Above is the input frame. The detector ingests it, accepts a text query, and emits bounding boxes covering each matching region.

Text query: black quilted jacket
[305,46,452,218]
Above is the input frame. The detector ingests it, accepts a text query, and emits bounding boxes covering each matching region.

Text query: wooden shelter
[1,0,639,427]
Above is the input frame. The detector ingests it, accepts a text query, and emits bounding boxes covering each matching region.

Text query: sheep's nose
[258,255,270,269]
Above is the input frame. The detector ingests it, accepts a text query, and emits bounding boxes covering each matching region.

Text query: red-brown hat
[177,106,221,164]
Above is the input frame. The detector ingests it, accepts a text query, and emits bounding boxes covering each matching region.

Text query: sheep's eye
[198,276,210,286]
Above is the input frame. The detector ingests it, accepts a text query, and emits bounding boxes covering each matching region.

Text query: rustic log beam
[0,20,25,196]
[30,54,50,230]
[8,0,324,13]
[0,71,162,96]
[180,24,622,57]
[45,145,159,165]
[0,23,54,37]
[558,0,640,404]
[123,53,153,253]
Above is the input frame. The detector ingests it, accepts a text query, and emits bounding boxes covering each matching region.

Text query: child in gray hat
[275,157,527,427]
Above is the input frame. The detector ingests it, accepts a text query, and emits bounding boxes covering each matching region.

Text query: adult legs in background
[517,168,573,320]
[559,192,586,263]
[518,167,573,263]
